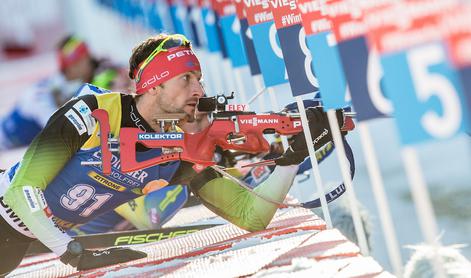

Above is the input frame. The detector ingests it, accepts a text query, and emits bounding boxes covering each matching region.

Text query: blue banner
[147,4,164,31]
[130,0,160,31]
[169,4,194,39]
[215,13,228,58]
[96,0,114,9]
[96,0,163,31]
[277,25,318,96]
[381,42,469,145]
[220,15,248,68]
[188,6,202,47]
[251,22,287,87]
[202,8,221,52]
[240,19,261,75]
[337,36,392,122]
[111,0,139,20]
[306,32,348,109]
[458,67,471,127]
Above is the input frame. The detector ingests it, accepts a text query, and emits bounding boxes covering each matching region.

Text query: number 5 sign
[379,37,469,144]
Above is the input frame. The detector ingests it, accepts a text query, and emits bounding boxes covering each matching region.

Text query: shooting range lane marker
[327,109,369,256]
[295,97,332,228]
[358,122,403,276]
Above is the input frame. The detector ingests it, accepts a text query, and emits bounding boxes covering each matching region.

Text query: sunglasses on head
[135,34,191,83]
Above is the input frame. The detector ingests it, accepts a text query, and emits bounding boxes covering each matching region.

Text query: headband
[58,39,90,70]
[134,46,201,94]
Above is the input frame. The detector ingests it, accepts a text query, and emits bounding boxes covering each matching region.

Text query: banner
[244,0,287,87]
[371,1,469,145]
[330,0,392,121]
[215,0,249,68]
[298,0,348,108]
[444,6,471,125]
[186,0,203,47]
[270,0,319,96]
[235,0,261,75]
[201,2,222,52]
[169,0,194,41]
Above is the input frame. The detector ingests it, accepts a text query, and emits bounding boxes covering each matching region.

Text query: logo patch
[138,133,184,140]
[73,100,95,135]
[23,186,40,212]
[88,171,127,192]
[160,185,183,211]
[251,166,271,184]
[0,196,31,233]
[34,187,48,209]
[65,109,86,135]
[167,50,194,61]
[239,117,279,126]
[141,71,170,89]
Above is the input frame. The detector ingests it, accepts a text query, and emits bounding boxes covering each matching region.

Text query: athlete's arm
[186,164,298,232]
[182,107,339,232]
[3,95,98,256]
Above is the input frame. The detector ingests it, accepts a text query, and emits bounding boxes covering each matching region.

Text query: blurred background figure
[0,35,133,151]
[0,35,97,150]
[90,61,133,93]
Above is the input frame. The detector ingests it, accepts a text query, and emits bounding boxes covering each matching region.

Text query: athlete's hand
[275,107,344,166]
[60,240,147,271]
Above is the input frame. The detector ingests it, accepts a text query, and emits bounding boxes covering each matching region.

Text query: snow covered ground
[291,117,471,271]
[351,121,471,271]
[7,207,392,277]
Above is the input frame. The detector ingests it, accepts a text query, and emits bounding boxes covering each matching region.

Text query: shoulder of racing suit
[6,92,154,189]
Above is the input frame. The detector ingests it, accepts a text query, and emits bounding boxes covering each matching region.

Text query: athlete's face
[64,56,95,83]
[156,71,204,122]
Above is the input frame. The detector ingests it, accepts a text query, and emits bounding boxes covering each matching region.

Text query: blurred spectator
[91,61,133,93]
[0,35,97,150]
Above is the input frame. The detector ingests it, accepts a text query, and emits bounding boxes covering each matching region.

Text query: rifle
[82,92,355,175]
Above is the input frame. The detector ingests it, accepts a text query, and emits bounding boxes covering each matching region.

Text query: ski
[26,224,220,255]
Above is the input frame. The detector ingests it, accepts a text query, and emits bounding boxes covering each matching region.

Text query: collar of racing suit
[122,95,154,133]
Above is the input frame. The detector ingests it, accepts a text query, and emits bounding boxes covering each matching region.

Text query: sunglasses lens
[162,37,189,50]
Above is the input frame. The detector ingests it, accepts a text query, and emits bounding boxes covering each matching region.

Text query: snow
[8,207,390,277]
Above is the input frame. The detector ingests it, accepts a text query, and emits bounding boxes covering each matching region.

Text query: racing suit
[0,91,298,273]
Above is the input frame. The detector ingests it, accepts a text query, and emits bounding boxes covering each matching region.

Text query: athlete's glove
[275,107,344,166]
[60,240,147,271]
